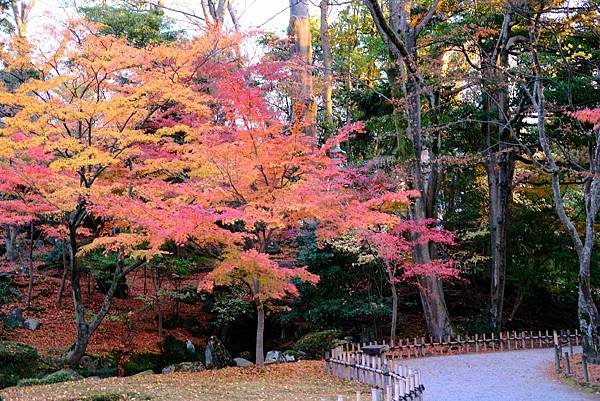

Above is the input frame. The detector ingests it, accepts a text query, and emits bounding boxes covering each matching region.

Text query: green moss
[17,369,81,387]
[294,330,340,359]
[69,393,151,401]
[0,342,40,388]
[123,353,161,376]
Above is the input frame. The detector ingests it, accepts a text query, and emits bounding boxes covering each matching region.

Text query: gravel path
[404,348,599,401]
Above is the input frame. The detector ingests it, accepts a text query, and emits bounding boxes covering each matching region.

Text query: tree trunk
[57,240,68,304]
[481,49,514,332]
[579,254,600,362]
[4,225,17,261]
[255,302,265,366]
[529,26,600,361]
[388,270,398,345]
[289,0,316,137]
[320,0,334,135]
[26,221,34,309]
[65,216,145,364]
[363,0,453,338]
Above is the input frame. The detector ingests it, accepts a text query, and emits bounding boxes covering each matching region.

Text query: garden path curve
[404,347,599,401]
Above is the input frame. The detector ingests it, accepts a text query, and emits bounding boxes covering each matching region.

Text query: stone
[134,370,154,376]
[7,308,24,326]
[204,336,234,369]
[265,350,286,364]
[162,362,205,374]
[285,354,295,362]
[22,318,40,331]
[162,365,176,374]
[176,361,205,373]
[186,339,196,355]
[234,357,254,367]
[297,351,308,360]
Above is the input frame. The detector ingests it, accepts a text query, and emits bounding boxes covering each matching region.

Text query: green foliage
[0,342,40,388]
[158,335,201,365]
[70,393,151,401]
[123,353,161,376]
[211,286,253,327]
[17,369,81,387]
[0,341,38,364]
[283,231,391,339]
[0,281,19,306]
[80,6,180,47]
[294,330,340,359]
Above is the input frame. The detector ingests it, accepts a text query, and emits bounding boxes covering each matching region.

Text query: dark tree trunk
[57,240,69,304]
[255,302,265,366]
[364,0,453,338]
[65,216,145,364]
[26,222,34,309]
[388,270,399,345]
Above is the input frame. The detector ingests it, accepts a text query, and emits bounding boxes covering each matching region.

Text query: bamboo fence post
[554,345,561,373]
[582,354,590,383]
[564,352,571,375]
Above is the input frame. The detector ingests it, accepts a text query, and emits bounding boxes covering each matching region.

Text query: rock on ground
[234,358,254,367]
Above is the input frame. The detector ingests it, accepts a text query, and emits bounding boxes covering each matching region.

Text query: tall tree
[363,0,453,337]
[320,0,334,135]
[289,0,316,137]
[525,3,600,362]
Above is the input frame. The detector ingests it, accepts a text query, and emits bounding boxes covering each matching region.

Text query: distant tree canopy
[80,5,181,46]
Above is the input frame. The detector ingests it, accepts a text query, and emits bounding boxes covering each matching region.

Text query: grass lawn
[0,361,365,401]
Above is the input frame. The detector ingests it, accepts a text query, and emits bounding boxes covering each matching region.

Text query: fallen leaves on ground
[0,361,367,401]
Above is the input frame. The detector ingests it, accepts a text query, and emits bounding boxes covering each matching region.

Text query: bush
[123,353,161,376]
[159,335,201,364]
[159,335,186,364]
[294,330,340,359]
[17,368,82,387]
[283,350,299,360]
[0,341,40,388]
[0,341,38,364]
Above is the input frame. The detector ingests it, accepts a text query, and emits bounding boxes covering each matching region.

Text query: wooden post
[582,354,590,383]
[371,388,383,401]
[554,345,561,373]
[564,352,571,375]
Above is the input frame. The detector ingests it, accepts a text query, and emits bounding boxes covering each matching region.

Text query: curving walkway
[404,348,599,401]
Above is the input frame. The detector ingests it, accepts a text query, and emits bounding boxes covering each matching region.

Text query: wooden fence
[326,346,424,401]
[385,329,580,359]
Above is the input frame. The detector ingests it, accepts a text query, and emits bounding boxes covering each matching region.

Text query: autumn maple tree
[0,23,243,363]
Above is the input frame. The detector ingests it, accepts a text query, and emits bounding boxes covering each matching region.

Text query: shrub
[0,342,40,388]
[159,335,186,364]
[283,350,299,360]
[17,369,82,387]
[294,330,340,359]
[123,353,161,376]
[0,341,38,363]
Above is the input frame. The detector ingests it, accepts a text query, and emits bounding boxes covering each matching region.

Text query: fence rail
[326,346,424,401]
[385,329,580,359]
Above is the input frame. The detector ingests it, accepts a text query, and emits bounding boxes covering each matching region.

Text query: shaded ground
[405,348,600,401]
[0,361,364,401]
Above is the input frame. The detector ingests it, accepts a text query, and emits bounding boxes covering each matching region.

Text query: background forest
[0,0,599,388]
